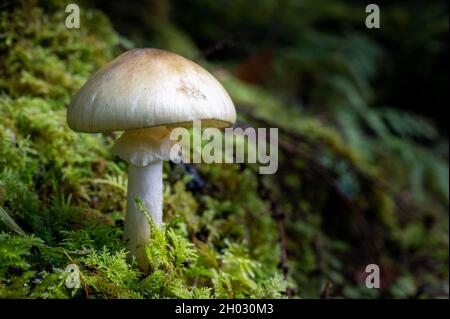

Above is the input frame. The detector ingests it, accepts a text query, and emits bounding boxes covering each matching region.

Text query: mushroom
[67,48,236,271]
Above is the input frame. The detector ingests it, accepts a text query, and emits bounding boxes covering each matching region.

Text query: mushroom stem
[112,127,174,271]
[124,160,163,272]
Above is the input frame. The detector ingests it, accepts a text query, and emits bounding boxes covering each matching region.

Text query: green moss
[0,0,285,299]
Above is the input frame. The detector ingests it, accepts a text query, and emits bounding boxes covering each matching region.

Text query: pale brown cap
[67,48,236,133]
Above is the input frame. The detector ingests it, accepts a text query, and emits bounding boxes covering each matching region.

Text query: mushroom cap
[67,48,236,133]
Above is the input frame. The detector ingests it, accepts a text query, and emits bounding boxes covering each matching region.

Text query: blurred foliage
[0,0,448,299]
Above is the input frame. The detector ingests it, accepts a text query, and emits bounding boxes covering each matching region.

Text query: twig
[193,32,247,61]
[237,104,412,215]
[236,107,379,255]
[320,281,333,299]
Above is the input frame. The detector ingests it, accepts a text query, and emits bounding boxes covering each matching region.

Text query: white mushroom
[67,48,236,271]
